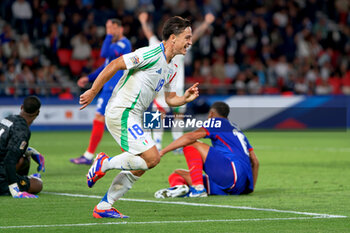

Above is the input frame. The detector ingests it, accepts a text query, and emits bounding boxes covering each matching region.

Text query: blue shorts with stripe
[203,147,253,195]
[96,91,113,116]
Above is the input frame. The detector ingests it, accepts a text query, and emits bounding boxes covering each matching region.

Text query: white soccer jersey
[174,54,185,96]
[106,43,178,118]
[149,36,185,111]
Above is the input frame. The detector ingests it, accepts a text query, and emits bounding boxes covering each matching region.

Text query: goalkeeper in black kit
[0,96,45,198]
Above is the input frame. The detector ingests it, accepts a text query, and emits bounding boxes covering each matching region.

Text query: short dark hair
[23,96,41,114]
[162,16,191,40]
[110,18,122,26]
[211,102,230,118]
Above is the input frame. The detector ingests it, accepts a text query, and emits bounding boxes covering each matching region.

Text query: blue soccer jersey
[203,118,253,158]
[202,118,254,194]
[87,36,132,115]
[88,36,132,92]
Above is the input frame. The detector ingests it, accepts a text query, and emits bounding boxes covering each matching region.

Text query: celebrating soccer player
[138,12,215,152]
[79,16,199,218]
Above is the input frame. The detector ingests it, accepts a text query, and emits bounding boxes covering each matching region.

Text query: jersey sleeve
[123,45,161,70]
[4,124,30,185]
[202,126,217,140]
[122,49,144,70]
[244,134,253,151]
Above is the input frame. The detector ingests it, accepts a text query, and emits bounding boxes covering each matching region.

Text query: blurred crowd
[0,0,350,97]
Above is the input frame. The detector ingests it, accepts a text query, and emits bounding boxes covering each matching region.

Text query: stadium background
[0,0,349,130]
[0,1,349,232]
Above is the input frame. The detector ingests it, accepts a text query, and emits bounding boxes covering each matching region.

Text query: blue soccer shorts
[96,90,113,116]
[203,147,251,195]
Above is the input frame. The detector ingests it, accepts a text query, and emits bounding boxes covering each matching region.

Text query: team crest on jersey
[19,141,27,150]
[130,55,140,65]
[20,180,27,186]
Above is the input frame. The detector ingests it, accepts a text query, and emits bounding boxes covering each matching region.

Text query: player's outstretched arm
[160,128,207,156]
[80,56,127,110]
[192,13,215,44]
[138,12,154,40]
[165,82,199,107]
[249,150,259,190]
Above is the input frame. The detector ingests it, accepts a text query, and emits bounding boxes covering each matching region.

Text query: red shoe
[93,206,129,218]
[87,153,109,188]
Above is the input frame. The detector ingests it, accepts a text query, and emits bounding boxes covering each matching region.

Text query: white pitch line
[0,216,343,229]
[42,191,347,218]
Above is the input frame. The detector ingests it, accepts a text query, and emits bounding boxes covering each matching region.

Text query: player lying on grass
[155,102,259,198]
[0,96,44,198]
[79,16,199,218]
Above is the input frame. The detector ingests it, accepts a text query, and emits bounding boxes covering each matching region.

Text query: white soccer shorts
[106,111,155,155]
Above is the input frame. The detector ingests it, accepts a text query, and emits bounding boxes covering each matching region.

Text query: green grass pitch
[0,130,349,232]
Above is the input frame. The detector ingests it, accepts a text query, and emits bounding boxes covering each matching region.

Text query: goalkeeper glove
[8,183,38,198]
[26,147,45,172]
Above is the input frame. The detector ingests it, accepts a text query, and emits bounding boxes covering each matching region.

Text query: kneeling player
[0,96,44,198]
[156,102,259,198]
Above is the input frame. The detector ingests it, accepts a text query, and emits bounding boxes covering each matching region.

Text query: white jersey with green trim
[149,36,184,98]
[105,43,178,118]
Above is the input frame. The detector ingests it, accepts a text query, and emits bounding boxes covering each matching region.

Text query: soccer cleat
[154,185,190,198]
[87,153,109,188]
[70,155,93,165]
[188,186,208,197]
[93,206,129,219]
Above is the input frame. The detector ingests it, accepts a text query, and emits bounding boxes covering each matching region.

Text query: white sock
[97,171,139,210]
[171,124,183,141]
[101,152,148,172]
[152,129,163,150]
[83,151,94,160]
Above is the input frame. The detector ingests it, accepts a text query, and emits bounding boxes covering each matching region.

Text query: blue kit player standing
[70,19,132,165]
[156,102,259,198]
